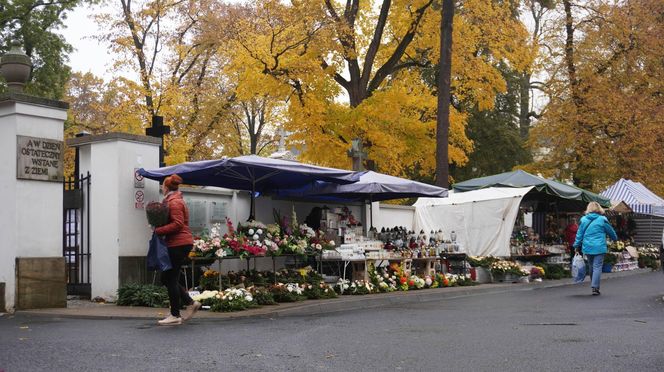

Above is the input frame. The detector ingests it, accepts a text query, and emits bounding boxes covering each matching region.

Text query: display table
[411,257,438,277]
[512,254,551,262]
[439,252,468,275]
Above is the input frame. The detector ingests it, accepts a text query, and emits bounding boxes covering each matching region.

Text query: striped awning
[600,178,664,217]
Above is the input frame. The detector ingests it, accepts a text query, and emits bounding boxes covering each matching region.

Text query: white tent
[414,187,534,257]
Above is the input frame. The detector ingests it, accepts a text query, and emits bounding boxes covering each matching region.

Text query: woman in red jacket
[155,174,200,325]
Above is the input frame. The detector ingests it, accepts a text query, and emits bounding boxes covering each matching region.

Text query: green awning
[452,170,611,207]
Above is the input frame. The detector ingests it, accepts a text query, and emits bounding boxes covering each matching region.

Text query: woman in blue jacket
[573,202,618,295]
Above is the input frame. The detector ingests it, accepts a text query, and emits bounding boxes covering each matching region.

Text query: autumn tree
[528,0,664,194]
[224,0,533,181]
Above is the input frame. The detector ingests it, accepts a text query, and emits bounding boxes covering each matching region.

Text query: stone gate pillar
[0,93,69,312]
[67,133,160,301]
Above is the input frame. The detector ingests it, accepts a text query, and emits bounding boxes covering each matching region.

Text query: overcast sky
[59,4,116,78]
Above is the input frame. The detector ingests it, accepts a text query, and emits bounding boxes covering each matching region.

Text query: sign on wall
[133,168,145,188]
[16,135,64,182]
[210,201,228,223]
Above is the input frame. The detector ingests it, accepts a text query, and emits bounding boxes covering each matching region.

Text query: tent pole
[249,180,256,221]
[370,201,374,229]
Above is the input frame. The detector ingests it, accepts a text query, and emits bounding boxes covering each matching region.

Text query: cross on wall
[145,115,170,167]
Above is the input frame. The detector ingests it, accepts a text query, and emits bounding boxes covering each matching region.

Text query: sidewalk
[12,269,652,321]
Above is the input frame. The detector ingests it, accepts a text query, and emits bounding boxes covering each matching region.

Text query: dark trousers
[160,244,194,317]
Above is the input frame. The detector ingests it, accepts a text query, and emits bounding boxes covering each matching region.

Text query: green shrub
[252,287,277,305]
[541,264,570,280]
[117,283,168,307]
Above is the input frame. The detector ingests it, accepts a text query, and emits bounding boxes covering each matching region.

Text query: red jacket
[564,223,578,247]
[155,191,194,248]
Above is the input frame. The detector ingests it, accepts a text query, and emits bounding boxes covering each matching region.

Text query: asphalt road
[2,272,664,372]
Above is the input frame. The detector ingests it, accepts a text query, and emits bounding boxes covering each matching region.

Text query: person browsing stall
[573,202,618,296]
[155,174,201,325]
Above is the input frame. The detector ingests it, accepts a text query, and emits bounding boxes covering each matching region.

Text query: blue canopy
[601,178,664,217]
[137,155,361,219]
[137,155,360,192]
[275,171,447,202]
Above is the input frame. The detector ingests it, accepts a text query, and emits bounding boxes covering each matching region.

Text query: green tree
[0,0,85,99]
[452,66,531,181]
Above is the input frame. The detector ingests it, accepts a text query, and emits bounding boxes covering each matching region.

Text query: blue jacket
[573,213,618,255]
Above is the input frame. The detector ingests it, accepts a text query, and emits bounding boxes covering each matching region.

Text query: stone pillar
[67,133,160,301]
[0,93,69,311]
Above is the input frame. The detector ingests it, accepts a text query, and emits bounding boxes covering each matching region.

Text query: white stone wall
[74,135,160,300]
[0,99,67,311]
[374,203,416,231]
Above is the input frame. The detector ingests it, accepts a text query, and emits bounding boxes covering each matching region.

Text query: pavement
[10,269,653,321]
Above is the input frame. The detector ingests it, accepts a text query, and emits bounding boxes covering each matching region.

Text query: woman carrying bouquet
[155,174,201,325]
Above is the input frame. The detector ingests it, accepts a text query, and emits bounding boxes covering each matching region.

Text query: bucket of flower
[490,260,525,283]
[530,266,545,282]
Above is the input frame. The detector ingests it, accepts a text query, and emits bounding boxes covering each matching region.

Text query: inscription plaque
[16,135,64,182]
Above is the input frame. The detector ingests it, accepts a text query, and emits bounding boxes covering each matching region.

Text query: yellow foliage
[528,0,664,193]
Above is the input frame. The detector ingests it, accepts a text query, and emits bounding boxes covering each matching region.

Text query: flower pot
[493,272,518,283]
[474,267,493,283]
[602,263,613,273]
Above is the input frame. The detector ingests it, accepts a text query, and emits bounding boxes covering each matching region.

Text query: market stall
[140,156,453,291]
[426,170,612,271]
[414,187,534,257]
[601,178,664,245]
[599,178,664,271]
[273,170,449,286]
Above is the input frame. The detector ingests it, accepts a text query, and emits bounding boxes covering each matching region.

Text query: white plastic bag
[572,253,586,284]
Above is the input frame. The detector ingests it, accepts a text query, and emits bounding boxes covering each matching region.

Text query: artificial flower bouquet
[530,266,545,281]
[489,260,528,276]
[269,282,307,302]
[145,201,169,227]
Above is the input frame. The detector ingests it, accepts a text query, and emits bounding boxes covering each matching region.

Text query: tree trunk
[562,0,591,189]
[519,72,531,139]
[435,0,454,188]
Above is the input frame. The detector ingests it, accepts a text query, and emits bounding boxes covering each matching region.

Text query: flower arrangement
[199,269,221,290]
[145,201,169,227]
[408,275,426,289]
[192,288,256,312]
[191,290,220,306]
[368,263,398,292]
[489,260,527,276]
[335,278,350,293]
[637,245,660,270]
[530,266,545,281]
[302,282,337,299]
[269,283,307,302]
[211,288,256,312]
[467,256,498,268]
[248,286,277,305]
[348,280,375,295]
[608,240,627,252]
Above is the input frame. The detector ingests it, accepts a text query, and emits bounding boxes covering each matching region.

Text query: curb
[12,269,654,321]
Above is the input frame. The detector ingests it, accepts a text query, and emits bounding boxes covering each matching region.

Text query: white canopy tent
[414,187,534,257]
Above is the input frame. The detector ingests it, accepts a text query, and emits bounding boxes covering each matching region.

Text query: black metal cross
[145,115,170,167]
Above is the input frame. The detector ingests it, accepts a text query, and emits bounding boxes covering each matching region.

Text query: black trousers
[160,244,194,317]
